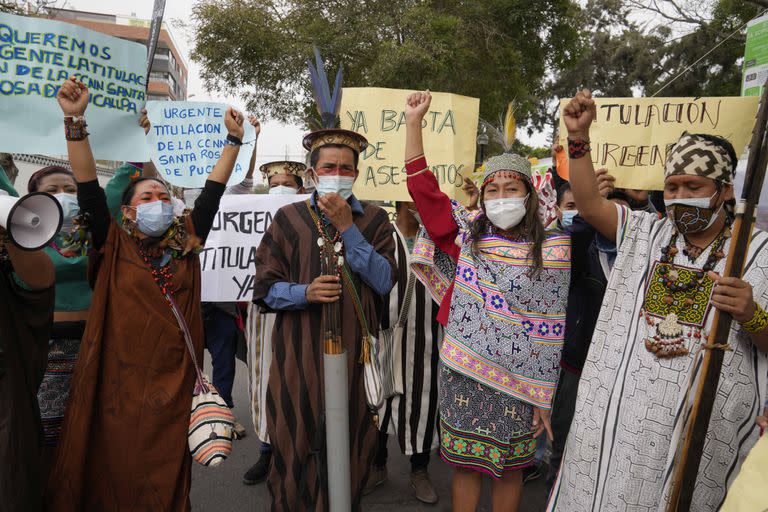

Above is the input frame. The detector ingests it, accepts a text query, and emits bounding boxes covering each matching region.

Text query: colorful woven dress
[406,154,570,477]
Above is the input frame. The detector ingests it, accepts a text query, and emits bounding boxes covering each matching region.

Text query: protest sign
[200,194,309,301]
[340,87,479,202]
[146,100,256,188]
[0,12,150,161]
[558,96,759,190]
[742,13,768,97]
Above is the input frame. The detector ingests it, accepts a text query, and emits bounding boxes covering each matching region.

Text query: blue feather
[307,47,342,128]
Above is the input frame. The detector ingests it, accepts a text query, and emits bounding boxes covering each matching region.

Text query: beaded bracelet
[567,137,591,159]
[64,116,88,141]
[741,302,768,333]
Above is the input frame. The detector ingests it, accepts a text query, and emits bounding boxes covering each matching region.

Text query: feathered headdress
[478,101,517,154]
[302,48,368,154]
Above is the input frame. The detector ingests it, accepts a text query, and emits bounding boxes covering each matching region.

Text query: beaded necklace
[641,227,729,358]
[135,240,175,300]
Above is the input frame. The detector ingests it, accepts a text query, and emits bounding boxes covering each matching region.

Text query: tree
[0,0,62,15]
[190,0,582,125]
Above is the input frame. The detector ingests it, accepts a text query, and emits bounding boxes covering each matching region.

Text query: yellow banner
[340,87,479,201]
[558,96,759,190]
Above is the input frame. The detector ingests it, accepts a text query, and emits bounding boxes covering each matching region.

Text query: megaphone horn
[0,192,63,250]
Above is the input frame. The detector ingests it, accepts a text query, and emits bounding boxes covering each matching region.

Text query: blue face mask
[54,193,80,234]
[135,200,174,237]
[560,209,578,229]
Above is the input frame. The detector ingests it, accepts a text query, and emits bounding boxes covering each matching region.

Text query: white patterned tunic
[548,205,768,512]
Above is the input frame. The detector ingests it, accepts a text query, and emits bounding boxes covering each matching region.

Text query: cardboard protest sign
[558,96,759,190]
[200,194,309,301]
[340,87,479,202]
[0,12,150,161]
[146,100,256,188]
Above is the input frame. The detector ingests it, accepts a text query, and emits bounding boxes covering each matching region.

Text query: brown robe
[253,199,396,511]
[0,267,54,512]
[46,221,204,511]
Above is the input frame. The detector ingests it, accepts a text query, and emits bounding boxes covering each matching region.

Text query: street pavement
[191,359,550,511]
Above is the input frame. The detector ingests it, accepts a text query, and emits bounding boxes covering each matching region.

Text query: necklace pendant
[646,313,689,358]
[317,237,324,248]
[337,255,344,267]
[334,241,343,254]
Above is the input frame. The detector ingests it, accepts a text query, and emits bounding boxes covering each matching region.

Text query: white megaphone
[0,192,63,250]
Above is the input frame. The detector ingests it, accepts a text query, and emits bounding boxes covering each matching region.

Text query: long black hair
[468,177,546,275]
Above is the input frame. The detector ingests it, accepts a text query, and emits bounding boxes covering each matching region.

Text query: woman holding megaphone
[46,76,245,512]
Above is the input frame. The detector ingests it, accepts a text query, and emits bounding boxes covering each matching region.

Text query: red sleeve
[406,155,460,262]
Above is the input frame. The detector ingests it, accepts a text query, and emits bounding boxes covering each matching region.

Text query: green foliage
[190,0,581,125]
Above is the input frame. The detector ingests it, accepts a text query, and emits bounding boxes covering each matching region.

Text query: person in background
[0,227,55,512]
[616,187,658,215]
[202,114,263,441]
[243,158,307,486]
[47,77,244,511]
[0,153,19,185]
[405,90,569,512]
[365,201,442,504]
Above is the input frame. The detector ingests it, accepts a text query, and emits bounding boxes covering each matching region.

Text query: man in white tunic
[548,90,768,512]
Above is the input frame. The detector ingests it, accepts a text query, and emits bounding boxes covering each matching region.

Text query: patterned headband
[664,132,735,185]
[482,153,532,185]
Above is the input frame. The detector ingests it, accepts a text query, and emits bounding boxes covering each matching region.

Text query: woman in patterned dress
[403,90,570,511]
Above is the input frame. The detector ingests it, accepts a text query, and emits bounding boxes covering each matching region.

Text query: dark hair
[470,179,546,275]
[607,190,631,204]
[309,144,360,169]
[27,165,73,193]
[268,174,303,189]
[556,182,571,207]
[120,177,170,205]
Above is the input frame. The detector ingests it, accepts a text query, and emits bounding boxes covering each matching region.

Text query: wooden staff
[666,81,768,511]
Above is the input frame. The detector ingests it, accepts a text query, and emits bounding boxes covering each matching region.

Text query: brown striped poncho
[253,199,396,511]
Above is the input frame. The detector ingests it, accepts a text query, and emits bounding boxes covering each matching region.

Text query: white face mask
[663,190,717,209]
[269,185,298,195]
[53,192,80,234]
[484,196,528,230]
[316,175,355,200]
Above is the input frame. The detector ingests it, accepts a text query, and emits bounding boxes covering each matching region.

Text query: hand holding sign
[56,76,89,117]
[247,114,262,138]
[563,89,596,138]
[595,168,616,198]
[140,108,151,135]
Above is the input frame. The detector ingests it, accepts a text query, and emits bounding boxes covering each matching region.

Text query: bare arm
[6,242,54,290]
[562,90,618,241]
[405,91,429,161]
[207,107,245,185]
[245,115,261,180]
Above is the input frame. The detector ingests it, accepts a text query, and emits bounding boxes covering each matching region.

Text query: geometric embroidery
[642,260,715,327]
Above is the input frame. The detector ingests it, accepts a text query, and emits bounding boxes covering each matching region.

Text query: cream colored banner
[340,87,479,201]
[558,96,759,190]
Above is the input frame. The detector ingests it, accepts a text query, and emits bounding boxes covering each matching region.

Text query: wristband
[225,133,243,146]
[740,302,768,333]
[567,137,591,159]
[64,116,88,141]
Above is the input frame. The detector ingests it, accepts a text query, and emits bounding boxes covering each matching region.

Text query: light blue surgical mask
[53,193,80,234]
[269,185,298,195]
[136,200,174,237]
[561,209,578,229]
[316,175,355,200]
[663,191,716,209]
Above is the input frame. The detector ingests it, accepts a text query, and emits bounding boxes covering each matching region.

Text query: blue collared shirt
[263,194,392,310]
